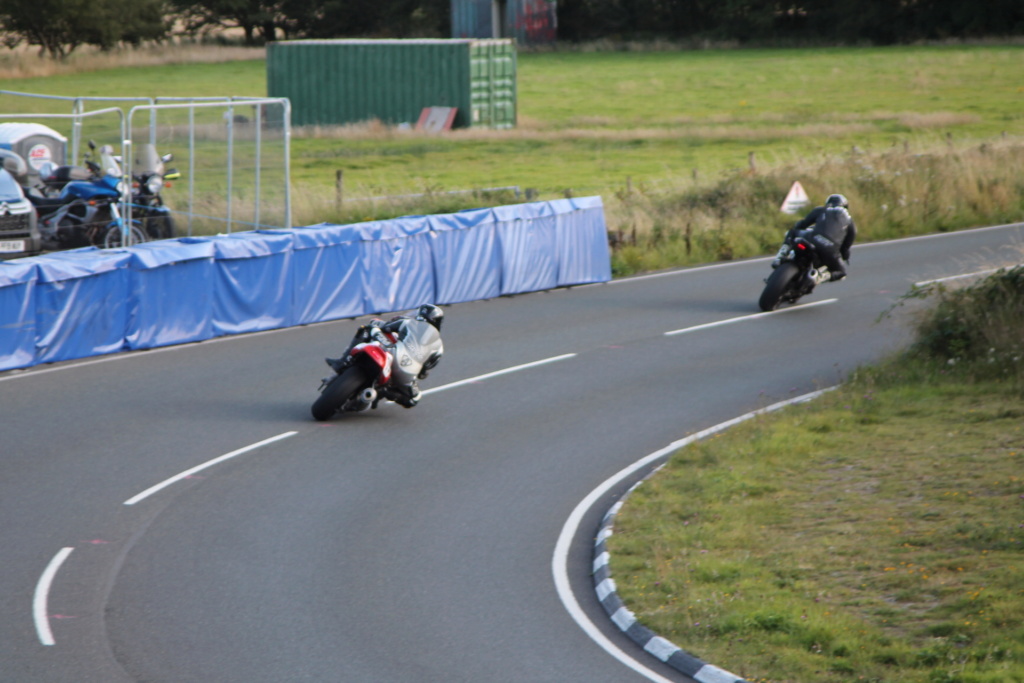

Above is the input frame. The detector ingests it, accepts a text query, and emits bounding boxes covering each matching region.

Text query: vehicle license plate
[0,240,26,253]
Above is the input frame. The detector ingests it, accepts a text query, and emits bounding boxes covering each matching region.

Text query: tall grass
[607,139,1024,275]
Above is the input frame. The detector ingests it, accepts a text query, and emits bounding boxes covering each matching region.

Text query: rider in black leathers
[773,193,857,281]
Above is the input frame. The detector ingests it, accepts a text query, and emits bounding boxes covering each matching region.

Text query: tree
[0,0,168,59]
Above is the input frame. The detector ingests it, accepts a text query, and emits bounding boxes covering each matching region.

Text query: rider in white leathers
[327,304,444,408]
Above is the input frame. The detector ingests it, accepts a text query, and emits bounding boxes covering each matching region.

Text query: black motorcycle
[758,234,833,311]
[128,143,180,241]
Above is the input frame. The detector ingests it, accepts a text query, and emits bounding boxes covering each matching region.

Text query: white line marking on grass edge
[421,354,576,395]
[664,299,838,336]
[124,432,298,506]
[552,388,834,682]
[34,547,74,646]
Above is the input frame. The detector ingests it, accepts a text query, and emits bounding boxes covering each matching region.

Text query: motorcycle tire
[101,223,148,249]
[311,366,370,422]
[759,262,801,312]
[145,214,176,240]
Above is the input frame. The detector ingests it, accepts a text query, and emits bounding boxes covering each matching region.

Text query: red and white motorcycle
[311,316,442,421]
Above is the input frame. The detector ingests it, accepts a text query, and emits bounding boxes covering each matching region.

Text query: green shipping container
[266,38,516,130]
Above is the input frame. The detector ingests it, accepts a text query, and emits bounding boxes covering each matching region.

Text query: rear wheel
[311,366,370,421]
[759,262,801,312]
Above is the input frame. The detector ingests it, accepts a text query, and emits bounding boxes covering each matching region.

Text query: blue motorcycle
[28,144,146,249]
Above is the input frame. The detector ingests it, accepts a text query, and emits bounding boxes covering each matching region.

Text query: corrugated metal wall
[266,39,516,130]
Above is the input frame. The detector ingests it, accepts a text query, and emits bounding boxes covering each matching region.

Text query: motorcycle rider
[772,193,857,281]
[326,304,444,409]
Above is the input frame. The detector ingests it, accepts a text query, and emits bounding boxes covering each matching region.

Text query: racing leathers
[776,205,857,281]
[326,316,443,408]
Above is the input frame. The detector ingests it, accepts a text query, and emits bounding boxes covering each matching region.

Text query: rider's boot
[771,244,791,268]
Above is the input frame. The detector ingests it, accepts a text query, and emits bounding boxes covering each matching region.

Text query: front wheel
[759,262,801,312]
[311,366,371,421]
[101,222,148,249]
[144,212,176,240]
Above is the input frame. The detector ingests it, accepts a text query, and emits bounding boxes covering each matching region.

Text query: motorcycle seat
[28,195,66,210]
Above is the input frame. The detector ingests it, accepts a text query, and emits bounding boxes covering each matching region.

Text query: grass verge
[607,269,1024,683]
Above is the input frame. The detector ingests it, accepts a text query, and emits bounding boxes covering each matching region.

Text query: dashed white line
[123,431,298,505]
[34,547,74,646]
[664,299,838,336]
[422,354,577,395]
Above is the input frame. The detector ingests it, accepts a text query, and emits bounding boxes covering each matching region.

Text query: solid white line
[664,298,838,336]
[421,354,577,395]
[123,431,298,506]
[552,388,833,681]
[34,547,74,646]
[915,266,1010,288]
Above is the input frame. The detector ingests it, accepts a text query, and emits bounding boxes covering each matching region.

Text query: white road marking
[915,266,1015,288]
[552,388,833,682]
[664,299,838,336]
[123,431,298,505]
[34,547,74,646]
[421,354,577,395]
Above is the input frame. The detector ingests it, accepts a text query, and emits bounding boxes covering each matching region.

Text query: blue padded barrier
[0,259,37,371]
[354,217,436,315]
[208,232,296,336]
[126,238,216,350]
[32,248,133,364]
[265,224,366,325]
[0,197,609,371]
[494,201,560,295]
[427,208,502,304]
[552,197,612,286]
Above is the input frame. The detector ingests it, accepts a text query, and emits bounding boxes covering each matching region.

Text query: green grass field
[2,44,1021,202]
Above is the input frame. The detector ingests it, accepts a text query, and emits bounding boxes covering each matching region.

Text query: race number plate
[0,240,26,253]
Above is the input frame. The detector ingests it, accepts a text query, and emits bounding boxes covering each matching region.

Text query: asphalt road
[2,223,1021,683]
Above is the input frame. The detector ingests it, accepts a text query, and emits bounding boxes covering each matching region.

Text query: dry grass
[0,43,264,80]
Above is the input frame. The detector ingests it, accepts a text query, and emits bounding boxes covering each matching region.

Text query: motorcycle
[28,144,146,249]
[311,321,440,421]
[311,324,398,421]
[34,141,179,243]
[758,232,834,311]
[125,143,180,241]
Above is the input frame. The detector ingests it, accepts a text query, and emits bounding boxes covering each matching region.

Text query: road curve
[1,223,1021,683]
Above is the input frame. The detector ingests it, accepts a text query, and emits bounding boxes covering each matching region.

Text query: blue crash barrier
[0,196,610,371]
[0,259,37,371]
[32,248,133,364]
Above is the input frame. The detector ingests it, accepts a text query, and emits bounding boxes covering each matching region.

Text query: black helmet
[825,194,849,209]
[416,304,444,330]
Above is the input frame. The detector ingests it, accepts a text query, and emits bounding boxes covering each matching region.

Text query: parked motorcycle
[34,141,179,243]
[126,143,180,241]
[28,144,146,249]
[758,233,833,311]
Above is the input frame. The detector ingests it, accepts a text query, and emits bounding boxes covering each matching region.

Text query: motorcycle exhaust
[361,387,377,404]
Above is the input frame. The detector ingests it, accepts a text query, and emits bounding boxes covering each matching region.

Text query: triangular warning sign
[780,181,809,214]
